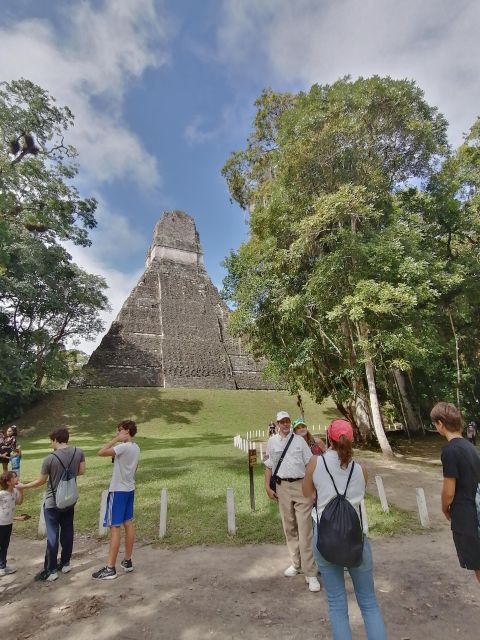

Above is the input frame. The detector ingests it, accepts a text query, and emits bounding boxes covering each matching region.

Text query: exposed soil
[2,445,479,640]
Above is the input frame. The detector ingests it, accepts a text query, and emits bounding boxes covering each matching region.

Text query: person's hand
[443,508,451,521]
[116,430,129,442]
[266,487,278,500]
[16,482,27,490]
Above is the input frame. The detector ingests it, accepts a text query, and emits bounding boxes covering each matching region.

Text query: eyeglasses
[278,419,291,425]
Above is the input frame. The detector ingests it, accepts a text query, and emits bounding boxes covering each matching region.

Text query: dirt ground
[2,450,480,640]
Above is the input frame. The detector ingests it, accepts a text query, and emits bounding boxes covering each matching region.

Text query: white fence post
[226,488,236,535]
[159,488,168,538]
[415,487,430,527]
[375,475,389,513]
[98,490,108,537]
[259,442,264,463]
[38,494,46,538]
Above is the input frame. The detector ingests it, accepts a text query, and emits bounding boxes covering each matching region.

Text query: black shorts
[452,532,480,571]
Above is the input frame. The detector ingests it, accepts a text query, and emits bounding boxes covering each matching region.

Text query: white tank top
[312,449,368,533]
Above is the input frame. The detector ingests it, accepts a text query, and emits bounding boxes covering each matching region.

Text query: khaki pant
[276,479,316,576]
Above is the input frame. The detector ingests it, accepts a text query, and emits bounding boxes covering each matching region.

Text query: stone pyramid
[76,211,277,389]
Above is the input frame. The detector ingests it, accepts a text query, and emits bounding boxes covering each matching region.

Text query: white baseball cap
[276,411,291,422]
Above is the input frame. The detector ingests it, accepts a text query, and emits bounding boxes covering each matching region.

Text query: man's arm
[301,437,313,466]
[441,477,456,521]
[18,474,49,490]
[15,488,24,505]
[77,460,86,476]
[264,467,277,500]
[98,432,128,457]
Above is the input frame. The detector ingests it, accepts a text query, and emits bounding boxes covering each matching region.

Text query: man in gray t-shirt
[20,427,85,582]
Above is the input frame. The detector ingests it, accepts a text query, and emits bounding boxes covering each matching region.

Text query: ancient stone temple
[75,211,277,389]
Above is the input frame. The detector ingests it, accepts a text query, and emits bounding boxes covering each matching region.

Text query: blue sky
[1,0,479,352]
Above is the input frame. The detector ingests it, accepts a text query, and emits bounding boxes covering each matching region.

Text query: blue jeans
[43,506,75,573]
[312,525,387,640]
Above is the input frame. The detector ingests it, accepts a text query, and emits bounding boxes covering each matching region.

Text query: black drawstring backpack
[316,456,364,567]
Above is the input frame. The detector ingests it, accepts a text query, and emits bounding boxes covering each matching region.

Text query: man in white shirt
[92,420,140,580]
[264,411,320,592]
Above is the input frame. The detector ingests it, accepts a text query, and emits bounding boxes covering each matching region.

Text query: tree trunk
[352,382,373,442]
[447,308,461,409]
[364,356,393,456]
[393,369,423,434]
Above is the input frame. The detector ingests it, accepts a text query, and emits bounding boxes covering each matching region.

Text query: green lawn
[9,387,414,544]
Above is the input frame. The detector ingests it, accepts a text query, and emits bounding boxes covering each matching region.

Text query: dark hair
[7,425,17,436]
[116,419,137,437]
[430,402,463,433]
[49,427,70,444]
[0,470,17,490]
[331,435,353,468]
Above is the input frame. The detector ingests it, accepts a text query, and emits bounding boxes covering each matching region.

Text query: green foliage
[222,76,480,441]
[0,79,109,422]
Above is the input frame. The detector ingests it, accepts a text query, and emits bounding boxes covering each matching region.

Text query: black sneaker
[120,559,133,573]
[92,566,117,580]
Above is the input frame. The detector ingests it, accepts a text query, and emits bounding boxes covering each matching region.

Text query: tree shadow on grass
[11,389,204,437]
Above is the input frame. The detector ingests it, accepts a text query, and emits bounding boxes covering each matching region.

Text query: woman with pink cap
[303,419,387,640]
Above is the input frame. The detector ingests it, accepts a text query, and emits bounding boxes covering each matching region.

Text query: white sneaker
[46,571,58,582]
[0,566,16,577]
[284,565,301,577]
[305,576,321,592]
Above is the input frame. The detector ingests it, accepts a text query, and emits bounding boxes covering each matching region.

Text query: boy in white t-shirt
[92,420,140,580]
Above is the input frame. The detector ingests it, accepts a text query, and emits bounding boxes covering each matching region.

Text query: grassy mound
[9,387,413,544]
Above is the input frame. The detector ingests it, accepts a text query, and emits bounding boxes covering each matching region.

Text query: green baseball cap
[292,418,307,429]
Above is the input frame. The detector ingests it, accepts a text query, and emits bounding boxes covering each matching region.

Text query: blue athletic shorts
[104,491,135,527]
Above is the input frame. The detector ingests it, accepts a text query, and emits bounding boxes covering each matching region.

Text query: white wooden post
[38,494,46,538]
[415,487,430,527]
[226,487,236,535]
[159,488,168,538]
[259,442,264,462]
[98,490,108,537]
[375,475,389,513]
[360,498,369,532]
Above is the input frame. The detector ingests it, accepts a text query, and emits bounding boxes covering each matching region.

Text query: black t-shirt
[441,437,480,535]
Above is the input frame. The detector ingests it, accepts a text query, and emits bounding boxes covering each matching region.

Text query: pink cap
[327,419,354,442]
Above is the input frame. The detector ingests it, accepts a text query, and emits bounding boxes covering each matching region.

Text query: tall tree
[222,77,449,455]
[0,79,108,422]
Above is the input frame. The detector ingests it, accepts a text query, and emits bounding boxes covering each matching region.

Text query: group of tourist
[0,420,140,582]
[265,403,480,640]
[1,401,479,639]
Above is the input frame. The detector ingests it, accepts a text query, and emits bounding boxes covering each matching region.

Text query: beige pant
[276,479,316,576]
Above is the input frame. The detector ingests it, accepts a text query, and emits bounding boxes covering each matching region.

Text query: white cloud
[183,104,249,145]
[217,0,480,144]
[65,239,143,355]
[0,0,170,187]
[62,194,148,354]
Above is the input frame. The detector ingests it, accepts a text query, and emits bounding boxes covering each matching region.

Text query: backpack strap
[49,448,77,500]
[321,455,356,497]
[272,433,295,479]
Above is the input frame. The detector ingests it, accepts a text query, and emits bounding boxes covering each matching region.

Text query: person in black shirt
[431,402,480,583]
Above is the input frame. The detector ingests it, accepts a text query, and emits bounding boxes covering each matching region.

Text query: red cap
[327,419,354,442]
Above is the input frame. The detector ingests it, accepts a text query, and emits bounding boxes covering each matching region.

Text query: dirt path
[2,451,479,640]
[362,449,445,525]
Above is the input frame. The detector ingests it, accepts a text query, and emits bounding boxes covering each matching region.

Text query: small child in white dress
[0,471,23,576]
